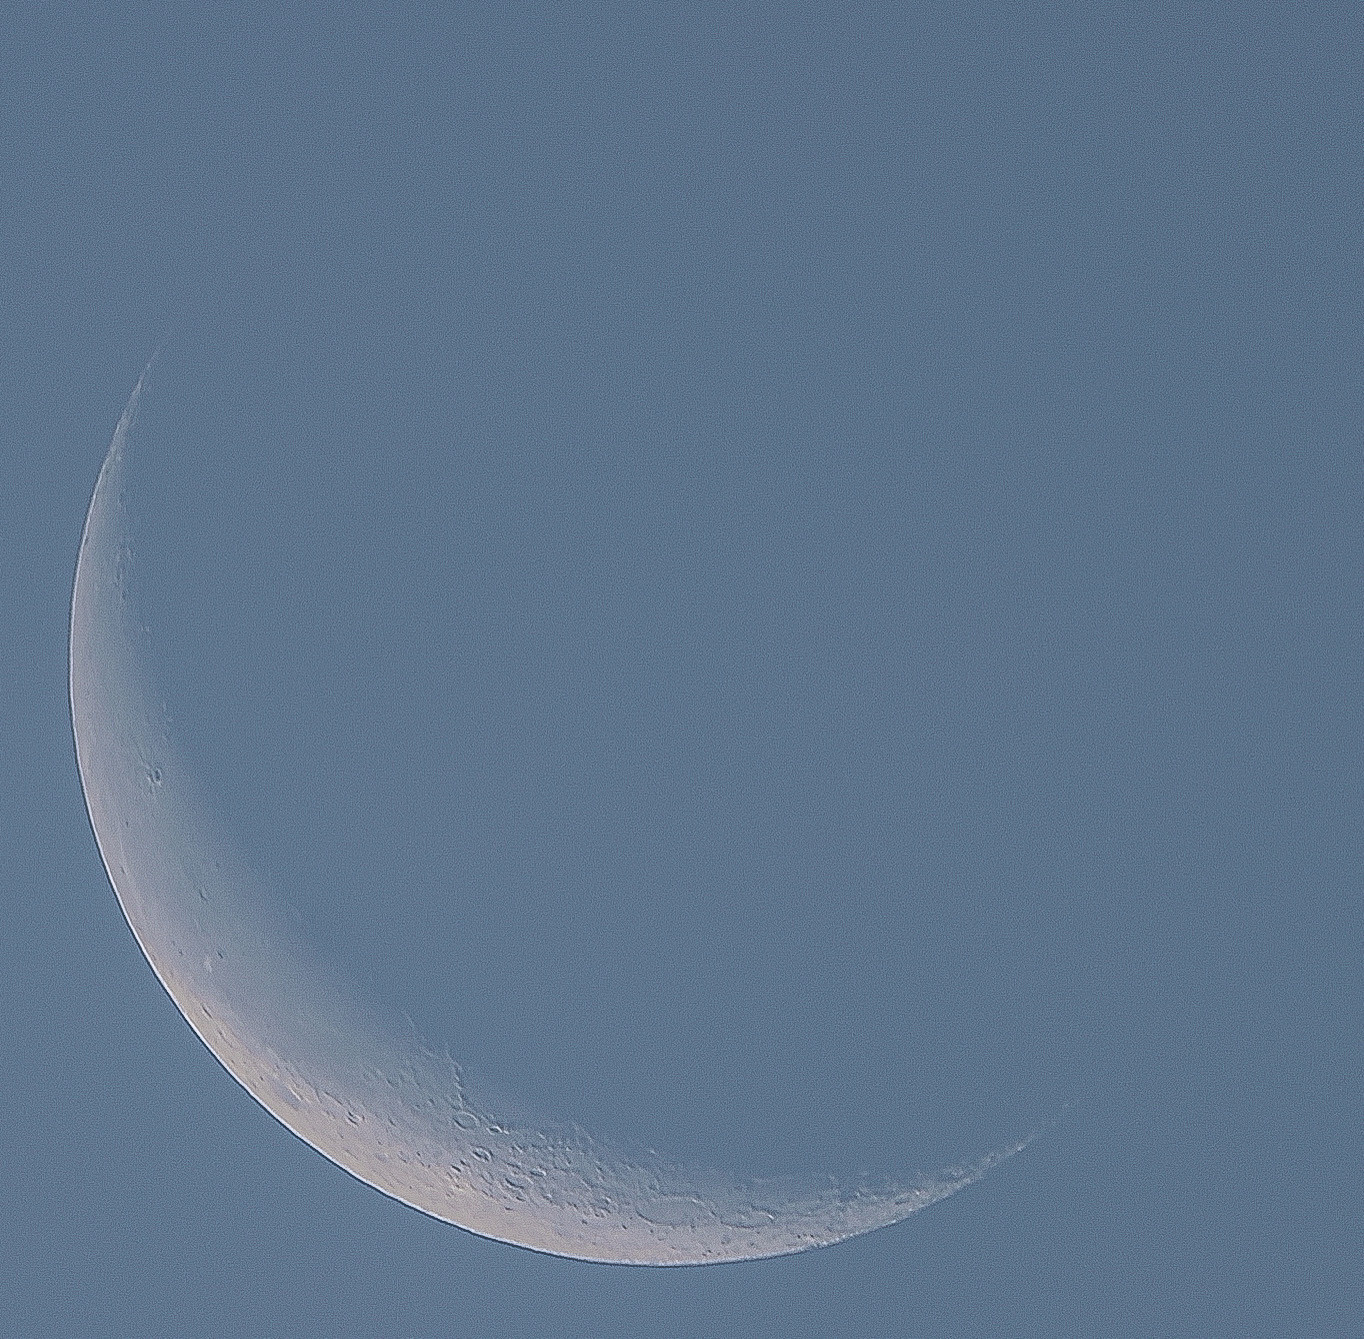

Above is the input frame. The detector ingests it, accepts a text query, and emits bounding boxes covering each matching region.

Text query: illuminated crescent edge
[69,368,1031,1264]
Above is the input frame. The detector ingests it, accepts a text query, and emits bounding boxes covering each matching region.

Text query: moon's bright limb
[70,368,1031,1264]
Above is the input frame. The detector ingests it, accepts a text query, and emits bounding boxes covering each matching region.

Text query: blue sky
[3,3,1361,1334]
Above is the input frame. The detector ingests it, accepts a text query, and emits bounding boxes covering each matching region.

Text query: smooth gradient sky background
[3,4,1361,1335]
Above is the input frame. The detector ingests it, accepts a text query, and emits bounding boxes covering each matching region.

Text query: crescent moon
[70,366,1030,1264]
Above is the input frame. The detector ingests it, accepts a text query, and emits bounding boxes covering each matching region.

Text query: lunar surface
[70,368,1030,1264]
